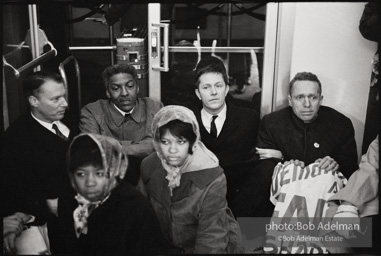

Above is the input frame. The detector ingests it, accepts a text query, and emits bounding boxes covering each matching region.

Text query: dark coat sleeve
[256,113,279,150]
[221,107,261,184]
[331,118,359,179]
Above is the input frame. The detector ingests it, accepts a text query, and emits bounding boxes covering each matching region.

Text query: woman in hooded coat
[138,105,242,254]
[57,133,167,255]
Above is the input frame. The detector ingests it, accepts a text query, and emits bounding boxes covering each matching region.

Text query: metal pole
[28,4,40,71]
[226,3,232,75]
[108,4,115,65]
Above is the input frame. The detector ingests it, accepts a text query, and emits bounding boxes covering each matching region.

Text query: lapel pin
[314,142,319,148]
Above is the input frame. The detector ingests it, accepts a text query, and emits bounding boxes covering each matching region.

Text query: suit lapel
[27,114,69,153]
[61,111,79,140]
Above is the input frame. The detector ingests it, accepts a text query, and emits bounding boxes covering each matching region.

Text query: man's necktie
[52,123,68,141]
[210,115,218,138]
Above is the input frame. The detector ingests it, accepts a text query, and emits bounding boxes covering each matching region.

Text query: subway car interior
[3,2,378,158]
[2,1,380,254]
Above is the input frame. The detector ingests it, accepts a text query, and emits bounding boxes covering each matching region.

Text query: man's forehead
[110,79,135,85]
[291,80,320,93]
[109,74,136,84]
[38,81,65,93]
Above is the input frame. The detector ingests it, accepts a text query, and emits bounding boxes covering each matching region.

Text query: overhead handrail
[69,46,116,51]
[168,46,264,53]
[68,45,263,53]
[59,55,82,111]
[2,49,56,78]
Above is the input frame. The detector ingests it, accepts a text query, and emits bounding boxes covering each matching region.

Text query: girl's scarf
[152,105,219,195]
[73,193,110,238]
[67,133,128,237]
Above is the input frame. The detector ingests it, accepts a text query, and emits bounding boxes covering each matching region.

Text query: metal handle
[3,56,20,77]
[59,55,81,111]
[151,23,169,72]
[3,49,56,78]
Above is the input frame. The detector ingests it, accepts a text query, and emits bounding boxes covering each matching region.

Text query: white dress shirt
[200,104,227,137]
[31,112,70,138]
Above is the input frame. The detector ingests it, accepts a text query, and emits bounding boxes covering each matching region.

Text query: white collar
[31,112,70,137]
[31,112,55,130]
[201,103,227,121]
[113,103,135,116]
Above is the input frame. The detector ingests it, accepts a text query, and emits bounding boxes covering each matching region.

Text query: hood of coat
[151,105,219,175]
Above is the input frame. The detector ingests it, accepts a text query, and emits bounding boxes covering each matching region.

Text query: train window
[154,3,267,115]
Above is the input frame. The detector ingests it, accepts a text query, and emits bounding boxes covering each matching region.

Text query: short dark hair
[23,70,64,99]
[68,136,103,174]
[102,64,137,89]
[158,120,197,154]
[289,72,322,96]
[194,56,228,89]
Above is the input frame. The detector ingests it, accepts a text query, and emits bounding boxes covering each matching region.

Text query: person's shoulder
[262,106,290,121]
[140,152,161,181]
[141,151,160,165]
[82,99,109,111]
[184,166,225,189]
[138,97,163,116]
[80,99,109,118]
[139,97,162,108]
[319,106,352,123]
[227,103,260,125]
[4,113,32,135]
[228,102,259,116]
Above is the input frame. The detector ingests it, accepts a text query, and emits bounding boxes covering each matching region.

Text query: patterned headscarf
[152,105,219,195]
[67,133,128,237]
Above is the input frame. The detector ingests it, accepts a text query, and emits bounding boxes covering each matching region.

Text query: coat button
[314,142,319,148]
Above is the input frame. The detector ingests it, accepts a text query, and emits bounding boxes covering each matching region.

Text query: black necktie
[124,113,131,121]
[210,115,218,138]
[52,123,68,141]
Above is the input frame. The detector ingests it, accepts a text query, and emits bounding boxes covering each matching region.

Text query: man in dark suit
[1,71,78,254]
[192,56,276,218]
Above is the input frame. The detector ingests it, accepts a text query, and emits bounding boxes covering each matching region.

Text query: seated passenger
[256,71,359,179]
[138,105,242,254]
[57,133,167,255]
[1,71,79,254]
[79,64,163,185]
[192,56,275,217]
